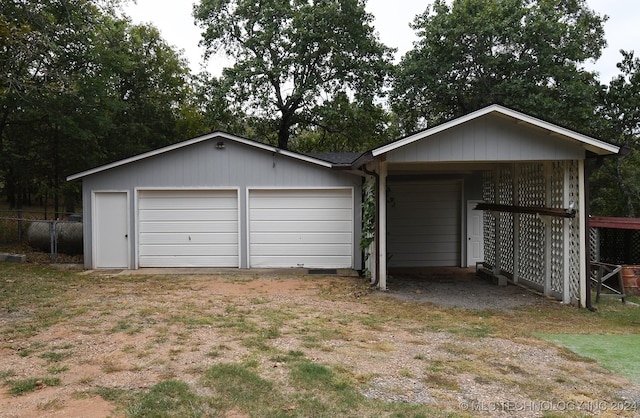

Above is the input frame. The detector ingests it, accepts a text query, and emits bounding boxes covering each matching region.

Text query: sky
[123,0,638,83]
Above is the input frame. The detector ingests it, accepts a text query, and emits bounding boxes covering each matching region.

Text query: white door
[138,190,239,267]
[249,189,353,268]
[94,192,129,269]
[467,200,484,267]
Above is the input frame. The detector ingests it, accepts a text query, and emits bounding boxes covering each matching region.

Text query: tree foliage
[193,0,395,150]
[590,51,640,216]
[392,0,607,134]
[0,0,198,213]
[92,19,193,160]
[293,92,391,153]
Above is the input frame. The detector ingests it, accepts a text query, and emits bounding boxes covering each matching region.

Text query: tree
[190,72,249,136]
[0,0,196,213]
[0,0,114,210]
[391,0,607,134]
[193,0,395,150]
[293,92,391,153]
[590,51,640,217]
[95,20,194,161]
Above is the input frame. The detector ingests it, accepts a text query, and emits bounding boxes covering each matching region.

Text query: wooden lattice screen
[481,161,583,302]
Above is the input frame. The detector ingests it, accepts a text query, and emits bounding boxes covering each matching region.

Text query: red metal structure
[589,216,640,231]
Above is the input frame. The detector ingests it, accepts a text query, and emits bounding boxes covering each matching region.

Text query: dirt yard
[1,266,639,417]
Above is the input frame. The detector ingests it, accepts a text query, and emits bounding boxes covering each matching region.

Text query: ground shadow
[380,267,556,311]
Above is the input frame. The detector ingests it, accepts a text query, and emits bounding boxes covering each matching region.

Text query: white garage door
[387,181,461,267]
[138,190,239,267]
[249,189,353,268]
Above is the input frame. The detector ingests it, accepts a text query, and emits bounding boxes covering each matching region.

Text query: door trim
[466,200,484,268]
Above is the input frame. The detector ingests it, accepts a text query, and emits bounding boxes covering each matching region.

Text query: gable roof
[67,131,334,181]
[370,104,620,158]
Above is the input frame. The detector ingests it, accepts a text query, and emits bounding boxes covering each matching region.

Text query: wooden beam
[589,216,640,230]
[474,203,576,218]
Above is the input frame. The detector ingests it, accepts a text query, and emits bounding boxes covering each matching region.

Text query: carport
[352,105,620,308]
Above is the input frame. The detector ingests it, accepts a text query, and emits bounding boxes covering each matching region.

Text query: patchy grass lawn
[0,263,639,417]
[540,334,640,384]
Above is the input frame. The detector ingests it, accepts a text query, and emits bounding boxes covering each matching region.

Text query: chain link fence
[0,210,83,263]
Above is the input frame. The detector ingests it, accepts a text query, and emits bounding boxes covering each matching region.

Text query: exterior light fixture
[215,141,225,150]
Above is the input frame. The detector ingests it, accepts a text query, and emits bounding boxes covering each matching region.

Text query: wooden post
[563,161,571,304]
[579,160,587,308]
[494,167,501,275]
[378,161,388,291]
[544,162,552,297]
[512,163,520,284]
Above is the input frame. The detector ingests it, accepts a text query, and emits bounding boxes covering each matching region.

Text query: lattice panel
[499,166,514,274]
[483,170,495,205]
[517,163,545,285]
[550,162,565,294]
[589,227,599,262]
[518,163,545,206]
[519,213,545,285]
[567,160,581,300]
[482,171,496,268]
[498,166,514,205]
[500,214,514,274]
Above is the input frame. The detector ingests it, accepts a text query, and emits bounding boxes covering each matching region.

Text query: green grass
[0,264,76,308]
[110,320,143,335]
[6,377,61,395]
[271,349,305,363]
[125,378,441,418]
[169,314,216,328]
[127,380,211,418]
[201,363,282,415]
[0,369,16,380]
[39,351,69,363]
[540,333,640,384]
[94,387,136,403]
[18,349,34,357]
[196,361,446,418]
[0,264,88,338]
[47,365,69,374]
